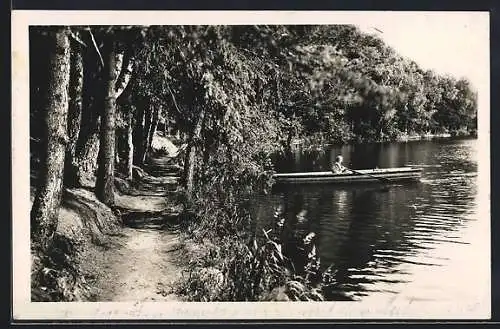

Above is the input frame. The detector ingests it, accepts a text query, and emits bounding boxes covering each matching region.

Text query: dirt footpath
[86,155,185,302]
[95,226,182,302]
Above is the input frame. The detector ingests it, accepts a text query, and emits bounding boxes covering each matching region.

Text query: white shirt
[332,162,345,173]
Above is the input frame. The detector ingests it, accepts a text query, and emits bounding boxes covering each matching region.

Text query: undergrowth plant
[31,233,91,301]
[173,192,339,301]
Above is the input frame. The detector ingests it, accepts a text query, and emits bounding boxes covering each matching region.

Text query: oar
[345,168,392,184]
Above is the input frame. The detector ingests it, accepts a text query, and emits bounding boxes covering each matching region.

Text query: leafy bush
[173,197,338,301]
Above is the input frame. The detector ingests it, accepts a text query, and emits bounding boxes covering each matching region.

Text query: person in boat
[331,155,348,174]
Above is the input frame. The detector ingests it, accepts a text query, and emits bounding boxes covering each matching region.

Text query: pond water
[254,138,490,303]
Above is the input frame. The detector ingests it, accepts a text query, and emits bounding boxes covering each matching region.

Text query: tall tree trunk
[95,41,120,206]
[133,101,146,166]
[64,37,84,187]
[183,108,206,197]
[202,138,211,168]
[146,106,160,162]
[30,27,71,251]
[141,104,153,164]
[124,107,134,179]
[73,46,104,188]
[286,129,294,150]
[74,122,100,187]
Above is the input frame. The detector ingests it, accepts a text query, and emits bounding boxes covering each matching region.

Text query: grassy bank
[30,188,122,301]
[171,204,335,301]
[163,154,339,302]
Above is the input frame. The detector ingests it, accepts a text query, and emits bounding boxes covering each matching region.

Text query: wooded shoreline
[29,25,478,302]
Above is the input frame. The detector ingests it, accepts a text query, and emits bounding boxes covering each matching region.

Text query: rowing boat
[272,167,422,184]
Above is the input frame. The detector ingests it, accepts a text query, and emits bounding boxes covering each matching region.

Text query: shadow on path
[95,154,185,302]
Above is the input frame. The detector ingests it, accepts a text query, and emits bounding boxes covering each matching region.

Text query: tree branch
[69,30,87,48]
[115,53,133,99]
[166,83,182,114]
[86,27,104,68]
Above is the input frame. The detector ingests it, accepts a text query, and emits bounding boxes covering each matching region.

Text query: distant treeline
[230,25,478,145]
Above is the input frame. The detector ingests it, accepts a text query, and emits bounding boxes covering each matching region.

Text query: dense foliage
[29,24,478,301]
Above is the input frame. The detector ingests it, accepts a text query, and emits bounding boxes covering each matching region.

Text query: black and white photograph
[12,11,490,320]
